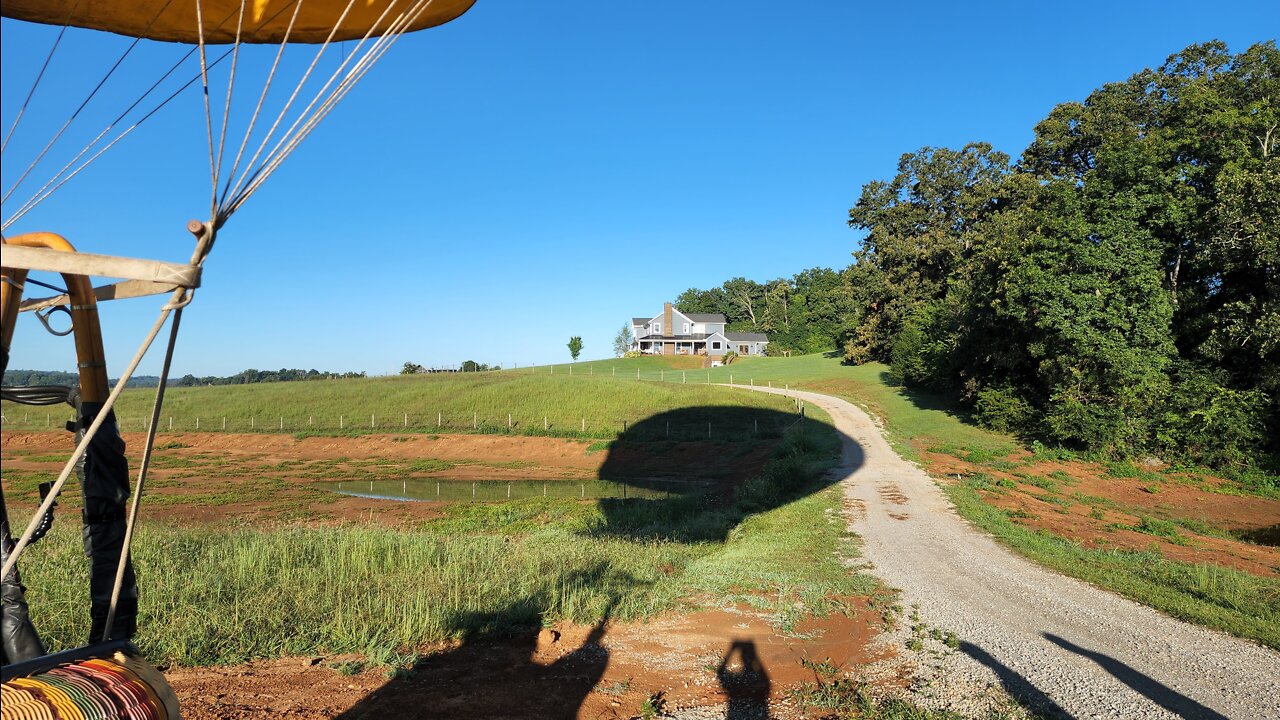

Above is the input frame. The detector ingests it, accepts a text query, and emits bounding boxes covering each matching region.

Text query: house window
[739,344,750,354]
[654,322,661,334]
[682,322,689,334]
[712,341,721,350]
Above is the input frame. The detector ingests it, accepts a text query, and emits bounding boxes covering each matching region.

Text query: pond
[319,477,706,503]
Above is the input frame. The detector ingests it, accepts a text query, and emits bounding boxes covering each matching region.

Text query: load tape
[1,650,178,720]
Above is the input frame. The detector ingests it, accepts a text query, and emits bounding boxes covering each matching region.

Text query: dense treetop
[679,41,1278,470]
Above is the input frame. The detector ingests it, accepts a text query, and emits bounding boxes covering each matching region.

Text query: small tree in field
[401,362,423,375]
[613,324,634,357]
[568,336,583,362]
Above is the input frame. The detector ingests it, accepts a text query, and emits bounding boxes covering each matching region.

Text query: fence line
[1,408,801,441]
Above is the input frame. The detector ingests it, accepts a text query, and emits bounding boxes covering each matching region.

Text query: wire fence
[325,477,704,503]
[0,405,805,442]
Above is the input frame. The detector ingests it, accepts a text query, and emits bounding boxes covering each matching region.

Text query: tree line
[680,41,1278,470]
[4,368,367,388]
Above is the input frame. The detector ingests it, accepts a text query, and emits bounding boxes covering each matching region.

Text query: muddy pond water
[320,478,707,503]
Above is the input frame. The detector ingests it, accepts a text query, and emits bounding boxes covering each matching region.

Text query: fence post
[708,422,711,439]
[730,374,733,385]
[280,416,283,430]
[473,412,477,430]
[169,417,173,430]
[754,418,758,434]
[666,420,669,438]
[251,416,255,430]
[438,412,441,428]
[636,368,640,379]
[660,370,664,381]
[222,416,226,430]
[612,367,615,377]
[581,417,585,432]
[472,482,476,498]
[750,378,754,387]
[196,417,199,429]
[308,415,312,427]
[544,416,548,431]
[339,415,343,429]
[404,413,408,427]
[508,413,512,429]
[623,419,627,433]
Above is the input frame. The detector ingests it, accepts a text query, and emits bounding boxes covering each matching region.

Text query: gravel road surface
[748,385,1280,720]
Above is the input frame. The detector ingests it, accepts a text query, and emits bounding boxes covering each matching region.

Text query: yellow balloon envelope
[1,0,476,44]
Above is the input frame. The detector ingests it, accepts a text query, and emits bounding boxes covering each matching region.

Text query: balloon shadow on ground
[335,404,862,718]
[592,405,862,542]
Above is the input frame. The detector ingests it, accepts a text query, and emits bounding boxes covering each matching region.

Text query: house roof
[631,317,650,325]
[725,332,769,342]
[683,312,726,323]
[637,333,713,341]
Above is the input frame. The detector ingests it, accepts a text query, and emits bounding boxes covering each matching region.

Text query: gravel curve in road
[746,385,1280,720]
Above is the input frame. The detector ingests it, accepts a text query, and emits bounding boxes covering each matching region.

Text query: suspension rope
[210,0,249,215]
[223,0,438,218]
[102,301,184,641]
[0,0,179,207]
[1,2,306,231]
[21,277,68,295]
[218,0,363,218]
[0,0,82,155]
[218,0,306,206]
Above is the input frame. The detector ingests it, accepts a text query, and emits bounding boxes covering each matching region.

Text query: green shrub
[1155,362,1270,468]
[973,386,1033,433]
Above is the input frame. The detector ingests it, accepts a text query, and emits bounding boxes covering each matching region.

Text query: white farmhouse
[630,303,769,357]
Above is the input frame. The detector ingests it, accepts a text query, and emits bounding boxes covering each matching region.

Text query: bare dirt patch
[1,431,774,528]
[919,445,1280,577]
[166,602,885,720]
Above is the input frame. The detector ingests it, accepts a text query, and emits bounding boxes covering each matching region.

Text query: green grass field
[7,352,1276,658]
[3,368,804,439]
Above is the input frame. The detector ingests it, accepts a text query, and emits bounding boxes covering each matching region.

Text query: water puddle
[319,478,704,503]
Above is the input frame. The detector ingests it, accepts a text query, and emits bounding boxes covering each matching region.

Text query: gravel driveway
[748,386,1280,720]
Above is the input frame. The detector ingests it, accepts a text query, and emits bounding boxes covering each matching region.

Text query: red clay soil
[0,431,773,528]
[166,602,887,720]
[920,447,1280,577]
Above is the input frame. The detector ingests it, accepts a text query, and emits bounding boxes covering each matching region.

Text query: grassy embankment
[6,368,801,440]
[10,370,884,670]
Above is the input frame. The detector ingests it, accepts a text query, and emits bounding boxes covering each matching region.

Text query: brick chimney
[663,302,673,337]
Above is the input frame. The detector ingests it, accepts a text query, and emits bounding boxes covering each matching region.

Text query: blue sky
[2,2,1276,376]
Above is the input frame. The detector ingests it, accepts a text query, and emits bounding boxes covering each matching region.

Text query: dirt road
[747,386,1280,720]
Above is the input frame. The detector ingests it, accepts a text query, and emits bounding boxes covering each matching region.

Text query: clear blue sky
[2,2,1275,376]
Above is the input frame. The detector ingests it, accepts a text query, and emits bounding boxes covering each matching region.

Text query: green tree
[567,336,583,362]
[400,362,423,375]
[612,324,634,357]
[844,143,1011,364]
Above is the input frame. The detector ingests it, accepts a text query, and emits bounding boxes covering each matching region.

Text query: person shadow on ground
[717,639,771,720]
[336,586,616,720]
